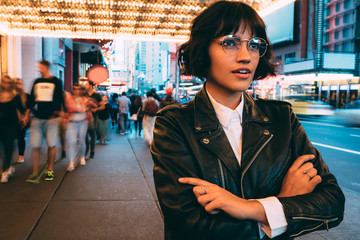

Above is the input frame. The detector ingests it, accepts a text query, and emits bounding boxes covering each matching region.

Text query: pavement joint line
[126,136,163,219]
[312,142,360,155]
[26,151,76,240]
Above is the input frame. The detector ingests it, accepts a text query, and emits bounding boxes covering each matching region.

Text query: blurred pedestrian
[117,92,131,135]
[151,1,344,239]
[24,60,66,183]
[181,93,192,104]
[64,85,95,171]
[97,95,111,144]
[0,76,25,183]
[109,93,118,129]
[14,78,30,164]
[142,91,159,145]
[84,80,102,158]
[150,88,162,102]
[130,95,144,136]
[59,90,70,159]
[160,88,179,109]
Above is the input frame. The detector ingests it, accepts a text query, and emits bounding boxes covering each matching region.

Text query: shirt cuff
[257,196,288,239]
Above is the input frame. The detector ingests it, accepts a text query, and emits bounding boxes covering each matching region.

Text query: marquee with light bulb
[0,0,295,41]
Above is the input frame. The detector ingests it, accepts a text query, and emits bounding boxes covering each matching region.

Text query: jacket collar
[193,82,270,132]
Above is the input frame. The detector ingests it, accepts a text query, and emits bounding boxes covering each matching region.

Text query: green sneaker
[44,170,54,181]
[26,173,40,183]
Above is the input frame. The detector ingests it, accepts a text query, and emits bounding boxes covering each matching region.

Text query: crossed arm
[178,154,322,225]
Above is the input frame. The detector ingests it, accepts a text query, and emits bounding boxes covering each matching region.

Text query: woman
[0,76,25,183]
[65,85,93,171]
[14,78,30,163]
[131,95,144,136]
[151,2,344,239]
[97,95,111,144]
[109,93,119,129]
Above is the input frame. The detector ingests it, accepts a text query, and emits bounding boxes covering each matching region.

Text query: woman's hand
[178,177,268,224]
[277,154,322,198]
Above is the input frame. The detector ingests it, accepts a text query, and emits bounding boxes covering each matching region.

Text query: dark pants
[18,124,28,156]
[0,124,17,171]
[86,119,97,155]
[134,116,143,135]
[110,108,118,127]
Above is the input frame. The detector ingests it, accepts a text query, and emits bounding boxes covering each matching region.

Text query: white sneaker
[80,157,86,166]
[8,166,15,176]
[1,172,9,183]
[67,162,75,172]
[17,156,24,163]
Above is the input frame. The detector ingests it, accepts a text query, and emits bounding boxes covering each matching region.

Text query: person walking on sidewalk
[65,85,95,171]
[151,2,344,239]
[84,80,102,158]
[142,91,159,145]
[97,95,111,144]
[15,78,30,164]
[117,92,131,135]
[109,93,119,130]
[160,88,179,109]
[130,95,144,136]
[0,76,25,183]
[23,59,66,182]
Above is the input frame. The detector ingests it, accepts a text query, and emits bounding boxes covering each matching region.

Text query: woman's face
[15,79,23,91]
[1,77,13,91]
[207,26,260,95]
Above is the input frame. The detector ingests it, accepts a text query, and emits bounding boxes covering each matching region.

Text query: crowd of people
[0,59,184,184]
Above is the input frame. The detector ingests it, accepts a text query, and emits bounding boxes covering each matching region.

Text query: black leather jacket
[151,85,345,240]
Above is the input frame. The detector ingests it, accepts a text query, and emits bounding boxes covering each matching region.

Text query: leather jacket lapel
[193,85,242,185]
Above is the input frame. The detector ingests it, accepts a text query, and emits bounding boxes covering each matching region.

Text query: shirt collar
[206,88,244,128]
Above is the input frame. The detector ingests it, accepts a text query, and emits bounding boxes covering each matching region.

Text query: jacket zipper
[217,158,226,189]
[241,134,273,198]
[290,217,338,237]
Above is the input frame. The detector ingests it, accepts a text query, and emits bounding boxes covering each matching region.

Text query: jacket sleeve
[277,108,345,239]
[151,111,260,240]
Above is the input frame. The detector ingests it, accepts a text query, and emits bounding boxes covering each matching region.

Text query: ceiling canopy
[0,0,294,42]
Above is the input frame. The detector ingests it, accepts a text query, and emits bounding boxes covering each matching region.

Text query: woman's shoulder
[255,97,292,108]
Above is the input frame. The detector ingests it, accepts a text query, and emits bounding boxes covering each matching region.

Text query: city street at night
[300,118,360,194]
[1,0,360,239]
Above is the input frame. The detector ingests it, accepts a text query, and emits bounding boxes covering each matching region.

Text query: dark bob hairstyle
[178,1,278,80]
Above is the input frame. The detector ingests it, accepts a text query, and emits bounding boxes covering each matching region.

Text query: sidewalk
[0,132,359,239]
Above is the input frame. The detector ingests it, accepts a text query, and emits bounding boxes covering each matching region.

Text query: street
[300,117,360,194]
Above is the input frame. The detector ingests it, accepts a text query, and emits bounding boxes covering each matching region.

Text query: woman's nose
[235,42,251,63]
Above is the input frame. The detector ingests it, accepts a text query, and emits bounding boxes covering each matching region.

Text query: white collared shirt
[207,89,287,239]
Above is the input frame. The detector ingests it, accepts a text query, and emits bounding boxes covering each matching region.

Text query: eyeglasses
[219,35,268,58]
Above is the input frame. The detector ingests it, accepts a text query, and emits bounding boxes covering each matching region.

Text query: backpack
[145,100,158,116]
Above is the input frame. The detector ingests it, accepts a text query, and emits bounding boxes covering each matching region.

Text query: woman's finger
[290,154,315,171]
[204,200,221,214]
[193,185,208,198]
[179,177,211,187]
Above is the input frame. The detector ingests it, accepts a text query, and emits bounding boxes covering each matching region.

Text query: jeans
[143,115,156,145]
[0,124,17,171]
[86,118,97,155]
[118,113,129,133]
[17,123,28,156]
[68,121,88,164]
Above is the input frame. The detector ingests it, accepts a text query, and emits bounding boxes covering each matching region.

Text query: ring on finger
[303,169,312,178]
[201,185,208,194]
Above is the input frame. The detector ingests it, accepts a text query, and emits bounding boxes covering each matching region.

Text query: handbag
[130,107,141,121]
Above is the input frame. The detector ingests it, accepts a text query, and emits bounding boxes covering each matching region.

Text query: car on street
[334,100,360,127]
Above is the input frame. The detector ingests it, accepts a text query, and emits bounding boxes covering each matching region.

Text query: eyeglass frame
[217,35,268,58]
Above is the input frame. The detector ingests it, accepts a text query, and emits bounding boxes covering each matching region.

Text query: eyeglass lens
[221,36,267,58]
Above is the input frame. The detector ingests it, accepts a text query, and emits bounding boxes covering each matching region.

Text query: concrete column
[21,37,42,92]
